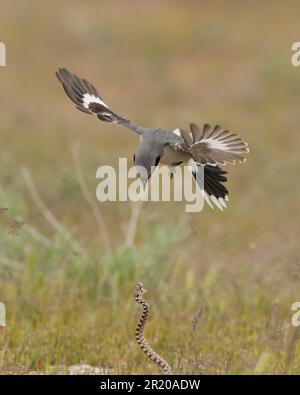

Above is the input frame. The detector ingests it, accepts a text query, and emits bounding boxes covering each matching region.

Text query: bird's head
[134,148,162,189]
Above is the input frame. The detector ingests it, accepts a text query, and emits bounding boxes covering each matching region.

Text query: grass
[1,0,300,374]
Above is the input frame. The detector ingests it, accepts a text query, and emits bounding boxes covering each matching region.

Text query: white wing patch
[82,94,108,110]
[202,138,231,151]
[201,137,249,153]
[173,128,193,140]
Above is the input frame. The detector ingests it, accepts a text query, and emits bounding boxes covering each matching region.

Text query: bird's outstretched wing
[178,123,249,166]
[56,68,140,133]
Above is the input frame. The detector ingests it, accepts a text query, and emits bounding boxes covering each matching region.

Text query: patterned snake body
[133,282,172,375]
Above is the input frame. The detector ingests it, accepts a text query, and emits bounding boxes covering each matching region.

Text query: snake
[133,282,172,375]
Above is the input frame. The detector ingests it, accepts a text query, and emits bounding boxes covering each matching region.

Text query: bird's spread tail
[56,68,128,124]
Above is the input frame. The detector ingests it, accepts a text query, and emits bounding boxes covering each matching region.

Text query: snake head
[135,282,147,295]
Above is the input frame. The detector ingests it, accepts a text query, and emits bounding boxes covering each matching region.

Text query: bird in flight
[56,68,249,210]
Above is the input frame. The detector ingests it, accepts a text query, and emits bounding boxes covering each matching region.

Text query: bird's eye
[155,156,161,166]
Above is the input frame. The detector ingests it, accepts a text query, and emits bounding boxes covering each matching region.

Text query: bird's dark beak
[141,177,148,190]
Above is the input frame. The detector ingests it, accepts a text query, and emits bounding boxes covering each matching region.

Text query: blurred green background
[0,0,300,374]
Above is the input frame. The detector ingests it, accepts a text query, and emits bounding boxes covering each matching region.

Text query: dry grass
[0,0,300,374]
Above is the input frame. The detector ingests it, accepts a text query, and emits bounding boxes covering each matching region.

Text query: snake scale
[133,282,172,375]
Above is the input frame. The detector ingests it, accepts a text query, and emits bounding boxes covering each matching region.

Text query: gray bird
[56,68,249,210]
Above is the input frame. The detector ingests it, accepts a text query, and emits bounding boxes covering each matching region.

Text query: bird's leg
[169,162,182,179]
[169,166,177,179]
